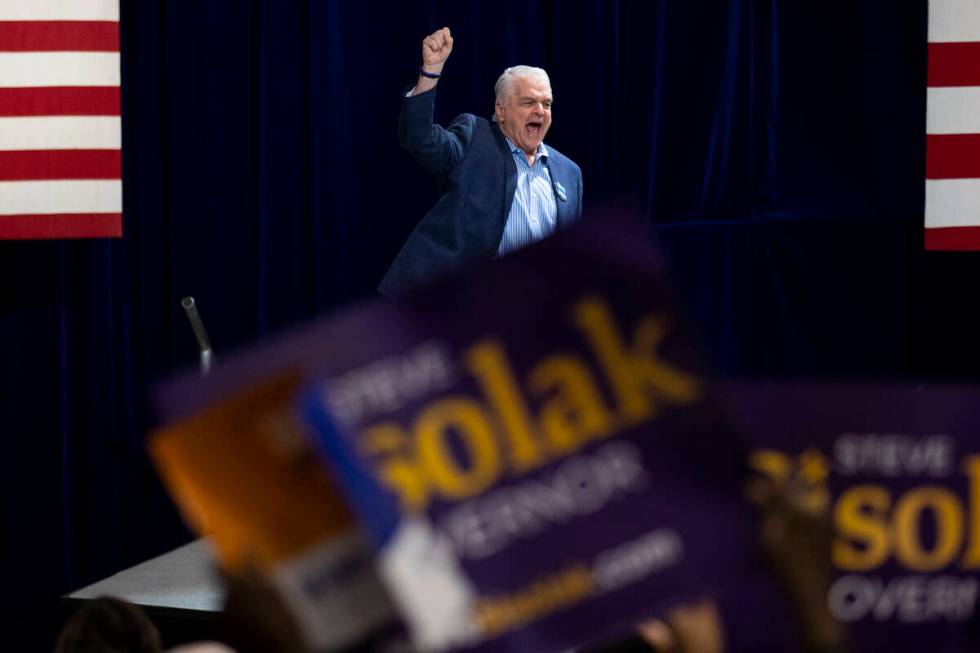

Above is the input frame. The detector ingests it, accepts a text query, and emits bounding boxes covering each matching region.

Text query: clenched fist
[421,27,453,73]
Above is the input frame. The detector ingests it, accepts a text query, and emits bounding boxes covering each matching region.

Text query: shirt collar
[503,136,548,161]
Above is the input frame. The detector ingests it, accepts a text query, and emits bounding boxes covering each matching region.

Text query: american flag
[926,0,980,250]
[0,1,121,240]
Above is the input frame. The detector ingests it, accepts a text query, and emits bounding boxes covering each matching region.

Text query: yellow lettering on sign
[961,455,980,568]
[893,486,963,572]
[834,485,891,571]
[362,423,427,511]
[466,341,543,473]
[415,397,501,500]
[358,294,702,512]
[528,354,616,454]
[574,296,700,426]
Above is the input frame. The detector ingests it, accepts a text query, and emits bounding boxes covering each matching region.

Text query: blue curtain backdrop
[2,0,978,642]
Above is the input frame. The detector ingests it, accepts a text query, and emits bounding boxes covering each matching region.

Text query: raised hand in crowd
[219,563,312,653]
[636,598,725,653]
[746,475,849,653]
[635,475,848,653]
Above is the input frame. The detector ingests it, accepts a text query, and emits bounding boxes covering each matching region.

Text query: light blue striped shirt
[497,138,558,257]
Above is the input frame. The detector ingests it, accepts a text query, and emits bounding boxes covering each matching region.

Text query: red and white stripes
[0,1,121,239]
[926,0,980,250]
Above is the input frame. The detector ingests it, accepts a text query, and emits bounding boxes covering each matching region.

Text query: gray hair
[494,65,551,102]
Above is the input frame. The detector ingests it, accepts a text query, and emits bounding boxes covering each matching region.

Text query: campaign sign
[299,218,770,653]
[723,380,980,653]
[150,372,401,652]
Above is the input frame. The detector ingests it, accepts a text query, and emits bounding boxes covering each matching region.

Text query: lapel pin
[555,181,567,202]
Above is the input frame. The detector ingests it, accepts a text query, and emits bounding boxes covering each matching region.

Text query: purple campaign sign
[299,218,790,653]
[721,380,980,653]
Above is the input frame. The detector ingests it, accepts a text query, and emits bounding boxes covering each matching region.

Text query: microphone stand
[180,297,215,376]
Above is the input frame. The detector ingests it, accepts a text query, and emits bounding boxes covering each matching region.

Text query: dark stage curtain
[2,0,978,644]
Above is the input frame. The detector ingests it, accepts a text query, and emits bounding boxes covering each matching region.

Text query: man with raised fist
[379,27,584,298]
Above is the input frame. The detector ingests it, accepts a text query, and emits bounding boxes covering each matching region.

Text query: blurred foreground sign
[299,218,762,652]
[149,371,399,651]
[726,380,980,653]
[152,217,790,653]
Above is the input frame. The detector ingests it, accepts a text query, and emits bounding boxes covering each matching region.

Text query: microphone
[180,296,215,376]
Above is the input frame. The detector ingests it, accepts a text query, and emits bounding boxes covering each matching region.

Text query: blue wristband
[418,67,441,79]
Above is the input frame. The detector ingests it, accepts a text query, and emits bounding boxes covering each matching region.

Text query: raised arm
[400,27,472,175]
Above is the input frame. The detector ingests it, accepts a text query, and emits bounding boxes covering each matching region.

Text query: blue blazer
[379,88,583,298]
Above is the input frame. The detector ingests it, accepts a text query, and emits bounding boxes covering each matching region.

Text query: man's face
[495,75,552,155]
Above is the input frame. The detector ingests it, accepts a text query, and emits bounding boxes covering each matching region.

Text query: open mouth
[525,121,543,138]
